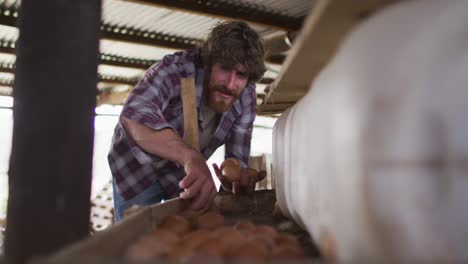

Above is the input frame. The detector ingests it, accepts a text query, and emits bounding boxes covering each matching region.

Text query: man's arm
[122,117,217,210]
[122,117,195,166]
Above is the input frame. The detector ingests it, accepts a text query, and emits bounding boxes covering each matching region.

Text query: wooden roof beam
[257,102,295,115]
[262,0,402,110]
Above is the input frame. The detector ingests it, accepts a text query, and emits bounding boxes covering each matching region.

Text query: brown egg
[151,228,179,245]
[179,209,201,226]
[275,232,301,248]
[220,159,236,171]
[213,226,246,248]
[224,157,241,167]
[125,242,156,261]
[246,168,258,178]
[255,225,278,238]
[234,221,256,235]
[126,235,171,260]
[179,230,214,249]
[239,169,252,187]
[226,240,269,262]
[221,163,241,182]
[158,214,191,235]
[195,237,226,257]
[249,236,275,252]
[166,246,194,263]
[196,211,225,230]
[257,170,267,181]
[271,244,305,259]
[138,234,175,255]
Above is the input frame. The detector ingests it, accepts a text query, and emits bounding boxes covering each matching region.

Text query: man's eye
[237,72,248,79]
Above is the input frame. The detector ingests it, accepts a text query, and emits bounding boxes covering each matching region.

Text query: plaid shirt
[108,50,257,200]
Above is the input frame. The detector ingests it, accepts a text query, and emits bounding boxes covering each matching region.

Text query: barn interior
[6,0,465,263]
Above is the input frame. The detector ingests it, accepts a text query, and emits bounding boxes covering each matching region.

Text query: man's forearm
[121,117,197,166]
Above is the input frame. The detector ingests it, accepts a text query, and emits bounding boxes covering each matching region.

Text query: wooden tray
[39,190,320,264]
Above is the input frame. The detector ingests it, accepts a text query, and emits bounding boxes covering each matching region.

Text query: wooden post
[4,0,101,263]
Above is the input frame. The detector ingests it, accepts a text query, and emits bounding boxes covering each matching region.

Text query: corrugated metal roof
[0,25,17,40]
[102,0,284,40]
[0,0,317,111]
[99,39,178,60]
[239,0,315,17]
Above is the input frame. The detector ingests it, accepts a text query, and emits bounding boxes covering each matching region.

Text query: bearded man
[108,21,266,221]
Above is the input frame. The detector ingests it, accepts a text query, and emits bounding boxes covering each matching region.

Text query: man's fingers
[180,176,204,199]
[190,181,214,210]
[179,171,197,189]
[220,181,232,192]
[248,176,256,193]
[257,170,267,182]
[232,181,239,194]
[201,189,217,212]
[212,163,222,178]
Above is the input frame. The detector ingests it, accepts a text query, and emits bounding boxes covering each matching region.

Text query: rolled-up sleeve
[121,61,179,133]
[119,59,181,164]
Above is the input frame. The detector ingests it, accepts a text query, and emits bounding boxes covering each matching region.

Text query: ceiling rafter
[0,39,15,54]
[0,38,157,70]
[0,4,201,50]
[101,23,199,50]
[124,0,303,31]
[0,4,17,26]
[0,60,140,86]
[257,102,295,115]
[99,53,156,69]
[97,73,139,86]
[0,60,14,73]
[0,77,13,87]
[0,61,273,86]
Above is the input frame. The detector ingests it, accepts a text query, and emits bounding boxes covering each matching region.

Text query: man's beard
[207,84,239,113]
[213,85,234,96]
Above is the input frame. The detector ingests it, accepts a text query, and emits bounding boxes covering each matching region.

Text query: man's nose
[226,71,237,91]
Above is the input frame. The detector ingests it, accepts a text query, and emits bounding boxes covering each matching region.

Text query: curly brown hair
[199,21,266,83]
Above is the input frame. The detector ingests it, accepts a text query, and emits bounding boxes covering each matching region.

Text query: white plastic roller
[273,0,468,261]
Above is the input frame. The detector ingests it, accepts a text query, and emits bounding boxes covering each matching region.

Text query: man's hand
[213,163,241,194]
[179,152,217,211]
[213,163,267,194]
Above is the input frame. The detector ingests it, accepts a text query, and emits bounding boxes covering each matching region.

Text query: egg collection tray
[213,190,319,259]
[41,189,320,264]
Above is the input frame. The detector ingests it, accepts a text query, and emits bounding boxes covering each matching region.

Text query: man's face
[206,62,249,113]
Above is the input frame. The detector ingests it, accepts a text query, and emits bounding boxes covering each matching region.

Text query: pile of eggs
[125,210,305,263]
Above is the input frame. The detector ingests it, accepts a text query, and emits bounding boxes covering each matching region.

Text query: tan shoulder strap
[181,78,200,151]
